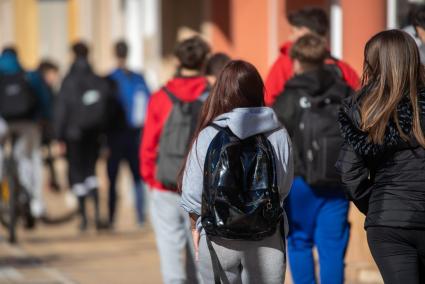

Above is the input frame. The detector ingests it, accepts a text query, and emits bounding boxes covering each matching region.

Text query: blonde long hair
[360,29,425,147]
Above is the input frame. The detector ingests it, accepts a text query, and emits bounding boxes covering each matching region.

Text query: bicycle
[0,133,34,243]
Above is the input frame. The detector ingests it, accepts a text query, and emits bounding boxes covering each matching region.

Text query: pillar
[14,0,39,69]
[0,0,15,48]
[341,0,386,74]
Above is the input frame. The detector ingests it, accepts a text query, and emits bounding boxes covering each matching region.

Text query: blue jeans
[286,177,350,284]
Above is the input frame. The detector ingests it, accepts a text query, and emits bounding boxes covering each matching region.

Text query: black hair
[38,59,59,74]
[115,40,128,59]
[413,5,425,29]
[205,52,231,77]
[72,41,89,59]
[287,7,329,36]
[174,36,211,71]
[2,46,17,56]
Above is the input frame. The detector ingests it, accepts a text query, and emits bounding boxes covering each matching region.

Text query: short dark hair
[174,36,211,71]
[205,52,231,77]
[287,7,329,36]
[38,59,59,74]
[2,46,17,56]
[413,5,425,30]
[290,34,328,66]
[115,40,128,59]
[72,41,89,58]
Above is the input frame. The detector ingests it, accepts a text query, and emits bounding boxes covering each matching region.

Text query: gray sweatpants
[198,230,286,284]
[150,189,199,284]
[4,122,44,217]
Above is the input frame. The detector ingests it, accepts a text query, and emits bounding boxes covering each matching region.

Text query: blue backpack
[109,69,150,128]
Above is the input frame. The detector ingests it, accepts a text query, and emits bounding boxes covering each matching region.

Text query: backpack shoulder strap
[162,87,180,104]
[210,123,235,138]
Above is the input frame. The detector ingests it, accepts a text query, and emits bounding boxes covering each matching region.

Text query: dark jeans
[107,128,144,225]
[66,133,100,227]
[66,133,99,186]
[367,226,425,284]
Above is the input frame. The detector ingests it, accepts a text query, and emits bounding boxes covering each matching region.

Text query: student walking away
[55,42,111,231]
[204,52,231,86]
[180,60,293,284]
[272,34,352,284]
[140,35,210,284]
[28,60,61,192]
[265,7,359,106]
[336,30,425,284]
[0,47,45,222]
[408,4,425,64]
[106,40,150,228]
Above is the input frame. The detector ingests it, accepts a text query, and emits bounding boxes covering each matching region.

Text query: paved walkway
[0,182,162,284]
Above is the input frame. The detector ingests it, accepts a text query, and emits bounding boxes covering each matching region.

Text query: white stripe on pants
[8,122,44,217]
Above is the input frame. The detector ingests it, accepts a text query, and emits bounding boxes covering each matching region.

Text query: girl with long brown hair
[337,29,425,284]
[180,60,293,283]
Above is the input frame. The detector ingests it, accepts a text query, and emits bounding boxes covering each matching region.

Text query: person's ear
[293,60,303,75]
[417,27,425,44]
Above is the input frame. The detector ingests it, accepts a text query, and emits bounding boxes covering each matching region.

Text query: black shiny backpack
[201,125,282,241]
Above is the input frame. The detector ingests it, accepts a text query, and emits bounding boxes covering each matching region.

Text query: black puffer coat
[336,91,425,229]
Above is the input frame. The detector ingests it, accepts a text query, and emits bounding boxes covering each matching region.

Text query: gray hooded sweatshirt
[181,107,294,234]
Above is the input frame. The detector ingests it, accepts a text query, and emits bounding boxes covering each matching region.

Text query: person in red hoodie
[265,7,359,106]
[140,36,210,284]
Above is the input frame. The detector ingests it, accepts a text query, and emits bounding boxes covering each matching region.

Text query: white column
[268,0,279,65]
[125,0,143,71]
[78,0,94,42]
[0,0,15,47]
[330,0,343,59]
[111,0,125,42]
[142,0,161,90]
[386,0,397,29]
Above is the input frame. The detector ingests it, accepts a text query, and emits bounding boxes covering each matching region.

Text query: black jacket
[273,67,353,176]
[54,59,109,141]
[336,90,425,229]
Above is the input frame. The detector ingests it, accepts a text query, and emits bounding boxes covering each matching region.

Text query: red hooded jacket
[265,41,360,106]
[140,76,208,191]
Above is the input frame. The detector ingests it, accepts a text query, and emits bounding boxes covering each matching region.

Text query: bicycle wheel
[0,158,17,243]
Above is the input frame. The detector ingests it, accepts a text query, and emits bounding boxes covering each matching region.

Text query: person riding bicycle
[0,47,45,221]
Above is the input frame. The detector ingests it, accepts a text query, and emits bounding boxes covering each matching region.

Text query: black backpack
[156,87,207,189]
[201,125,282,240]
[73,74,111,131]
[0,73,36,120]
[295,79,352,187]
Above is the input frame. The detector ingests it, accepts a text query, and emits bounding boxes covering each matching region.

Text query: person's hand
[191,228,200,261]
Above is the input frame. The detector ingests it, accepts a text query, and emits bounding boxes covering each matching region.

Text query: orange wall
[341,0,386,74]
[209,0,328,78]
[210,0,386,78]
[210,0,270,76]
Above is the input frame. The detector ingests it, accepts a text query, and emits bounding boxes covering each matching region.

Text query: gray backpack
[156,87,208,189]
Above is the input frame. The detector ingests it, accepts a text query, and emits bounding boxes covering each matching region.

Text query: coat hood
[339,89,425,156]
[0,51,23,74]
[213,107,282,139]
[285,67,344,97]
[279,41,293,56]
[69,58,93,76]
[164,76,208,102]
